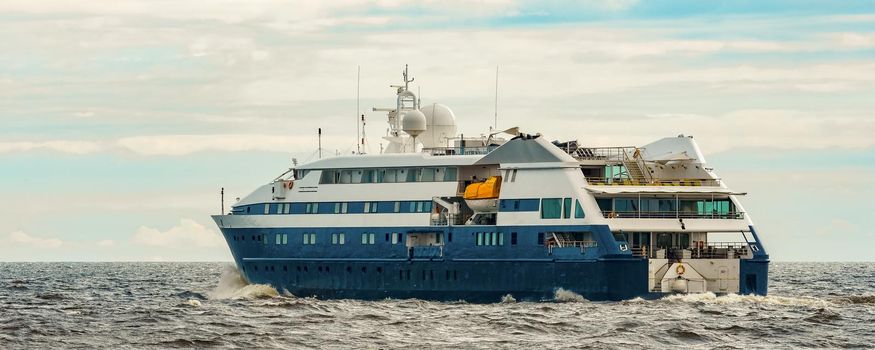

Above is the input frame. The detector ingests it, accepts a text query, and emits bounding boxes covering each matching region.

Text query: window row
[320,167,458,184]
[242,264,461,283]
[540,198,585,219]
[239,201,434,215]
[596,197,736,214]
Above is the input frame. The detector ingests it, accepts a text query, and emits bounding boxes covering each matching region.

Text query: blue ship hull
[218,224,769,302]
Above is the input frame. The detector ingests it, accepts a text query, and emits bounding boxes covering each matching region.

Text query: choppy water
[1,262,873,349]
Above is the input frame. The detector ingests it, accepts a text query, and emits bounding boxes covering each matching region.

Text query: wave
[553,288,587,303]
[834,294,875,305]
[208,264,278,300]
[661,292,832,308]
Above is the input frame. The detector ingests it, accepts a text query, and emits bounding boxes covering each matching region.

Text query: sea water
[1,262,872,349]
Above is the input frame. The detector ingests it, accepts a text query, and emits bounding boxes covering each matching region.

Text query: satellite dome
[401,109,427,137]
[419,103,458,148]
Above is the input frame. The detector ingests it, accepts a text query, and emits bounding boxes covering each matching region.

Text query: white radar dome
[419,103,458,148]
[401,109,427,137]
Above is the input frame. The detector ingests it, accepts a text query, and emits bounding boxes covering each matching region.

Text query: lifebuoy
[676,264,686,275]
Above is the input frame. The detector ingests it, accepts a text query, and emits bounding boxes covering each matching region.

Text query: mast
[494,65,499,131]
[356,65,361,154]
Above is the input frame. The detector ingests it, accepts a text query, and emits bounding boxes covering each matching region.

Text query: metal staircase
[622,148,652,183]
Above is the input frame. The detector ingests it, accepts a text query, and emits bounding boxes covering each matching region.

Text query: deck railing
[630,243,751,259]
[602,210,745,220]
[586,177,721,187]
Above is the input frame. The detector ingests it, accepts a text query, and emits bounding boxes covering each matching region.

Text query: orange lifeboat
[464,176,502,212]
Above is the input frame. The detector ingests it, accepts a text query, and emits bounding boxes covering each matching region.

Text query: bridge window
[321,170,337,184]
[575,200,585,218]
[563,198,572,218]
[541,198,562,219]
[263,204,270,214]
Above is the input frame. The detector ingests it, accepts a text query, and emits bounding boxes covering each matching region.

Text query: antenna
[220,187,224,214]
[361,114,367,154]
[318,128,323,159]
[356,65,361,155]
[494,65,499,131]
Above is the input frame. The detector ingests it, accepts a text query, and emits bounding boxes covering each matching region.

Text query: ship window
[541,198,562,219]
[339,233,345,244]
[407,168,420,182]
[511,169,518,182]
[397,169,409,183]
[448,232,453,242]
[303,233,316,245]
[537,232,545,245]
[339,170,353,184]
[391,233,399,244]
[369,233,375,244]
[246,206,250,213]
[364,202,371,213]
[394,201,401,213]
[476,232,483,246]
[575,200,585,218]
[408,201,417,213]
[341,202,348,214]
[382,169,397,183]
[563,198,572,219]
[332,234,338,244]
[321,170,337,184]
[443,167,458,181]
[306,203,318,214]
[283,203,291,214]
[498,232,504,246]
[361,169,375,183]
[283,234,288,245]
[276,234,282,245]
[421,168,437,182]
[351,170,362,184]
[361,233,368,244]
[511,232,518,245]
[264,204,270,214]
[334,203,341,214]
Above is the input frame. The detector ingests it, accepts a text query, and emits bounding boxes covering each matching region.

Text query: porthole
[376,267,382,274]
[361,266,367,273]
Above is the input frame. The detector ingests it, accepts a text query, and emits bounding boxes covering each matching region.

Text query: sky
[1,0,873,262]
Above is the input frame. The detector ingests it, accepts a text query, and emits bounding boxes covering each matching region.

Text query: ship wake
[209,264,279,300]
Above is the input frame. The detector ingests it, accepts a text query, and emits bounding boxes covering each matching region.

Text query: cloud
[115,134,346,156]
[131,218,225,248]
[3,231,64,248]
[0,141,103,155]
[96,239,115,247]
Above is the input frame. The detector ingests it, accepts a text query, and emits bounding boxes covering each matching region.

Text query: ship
[212,67,769,302]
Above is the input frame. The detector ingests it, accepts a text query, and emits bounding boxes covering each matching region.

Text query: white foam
[500,294,517,303]
[185,299,202,307]
[208,264,279,300]
[554,288,588,303]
